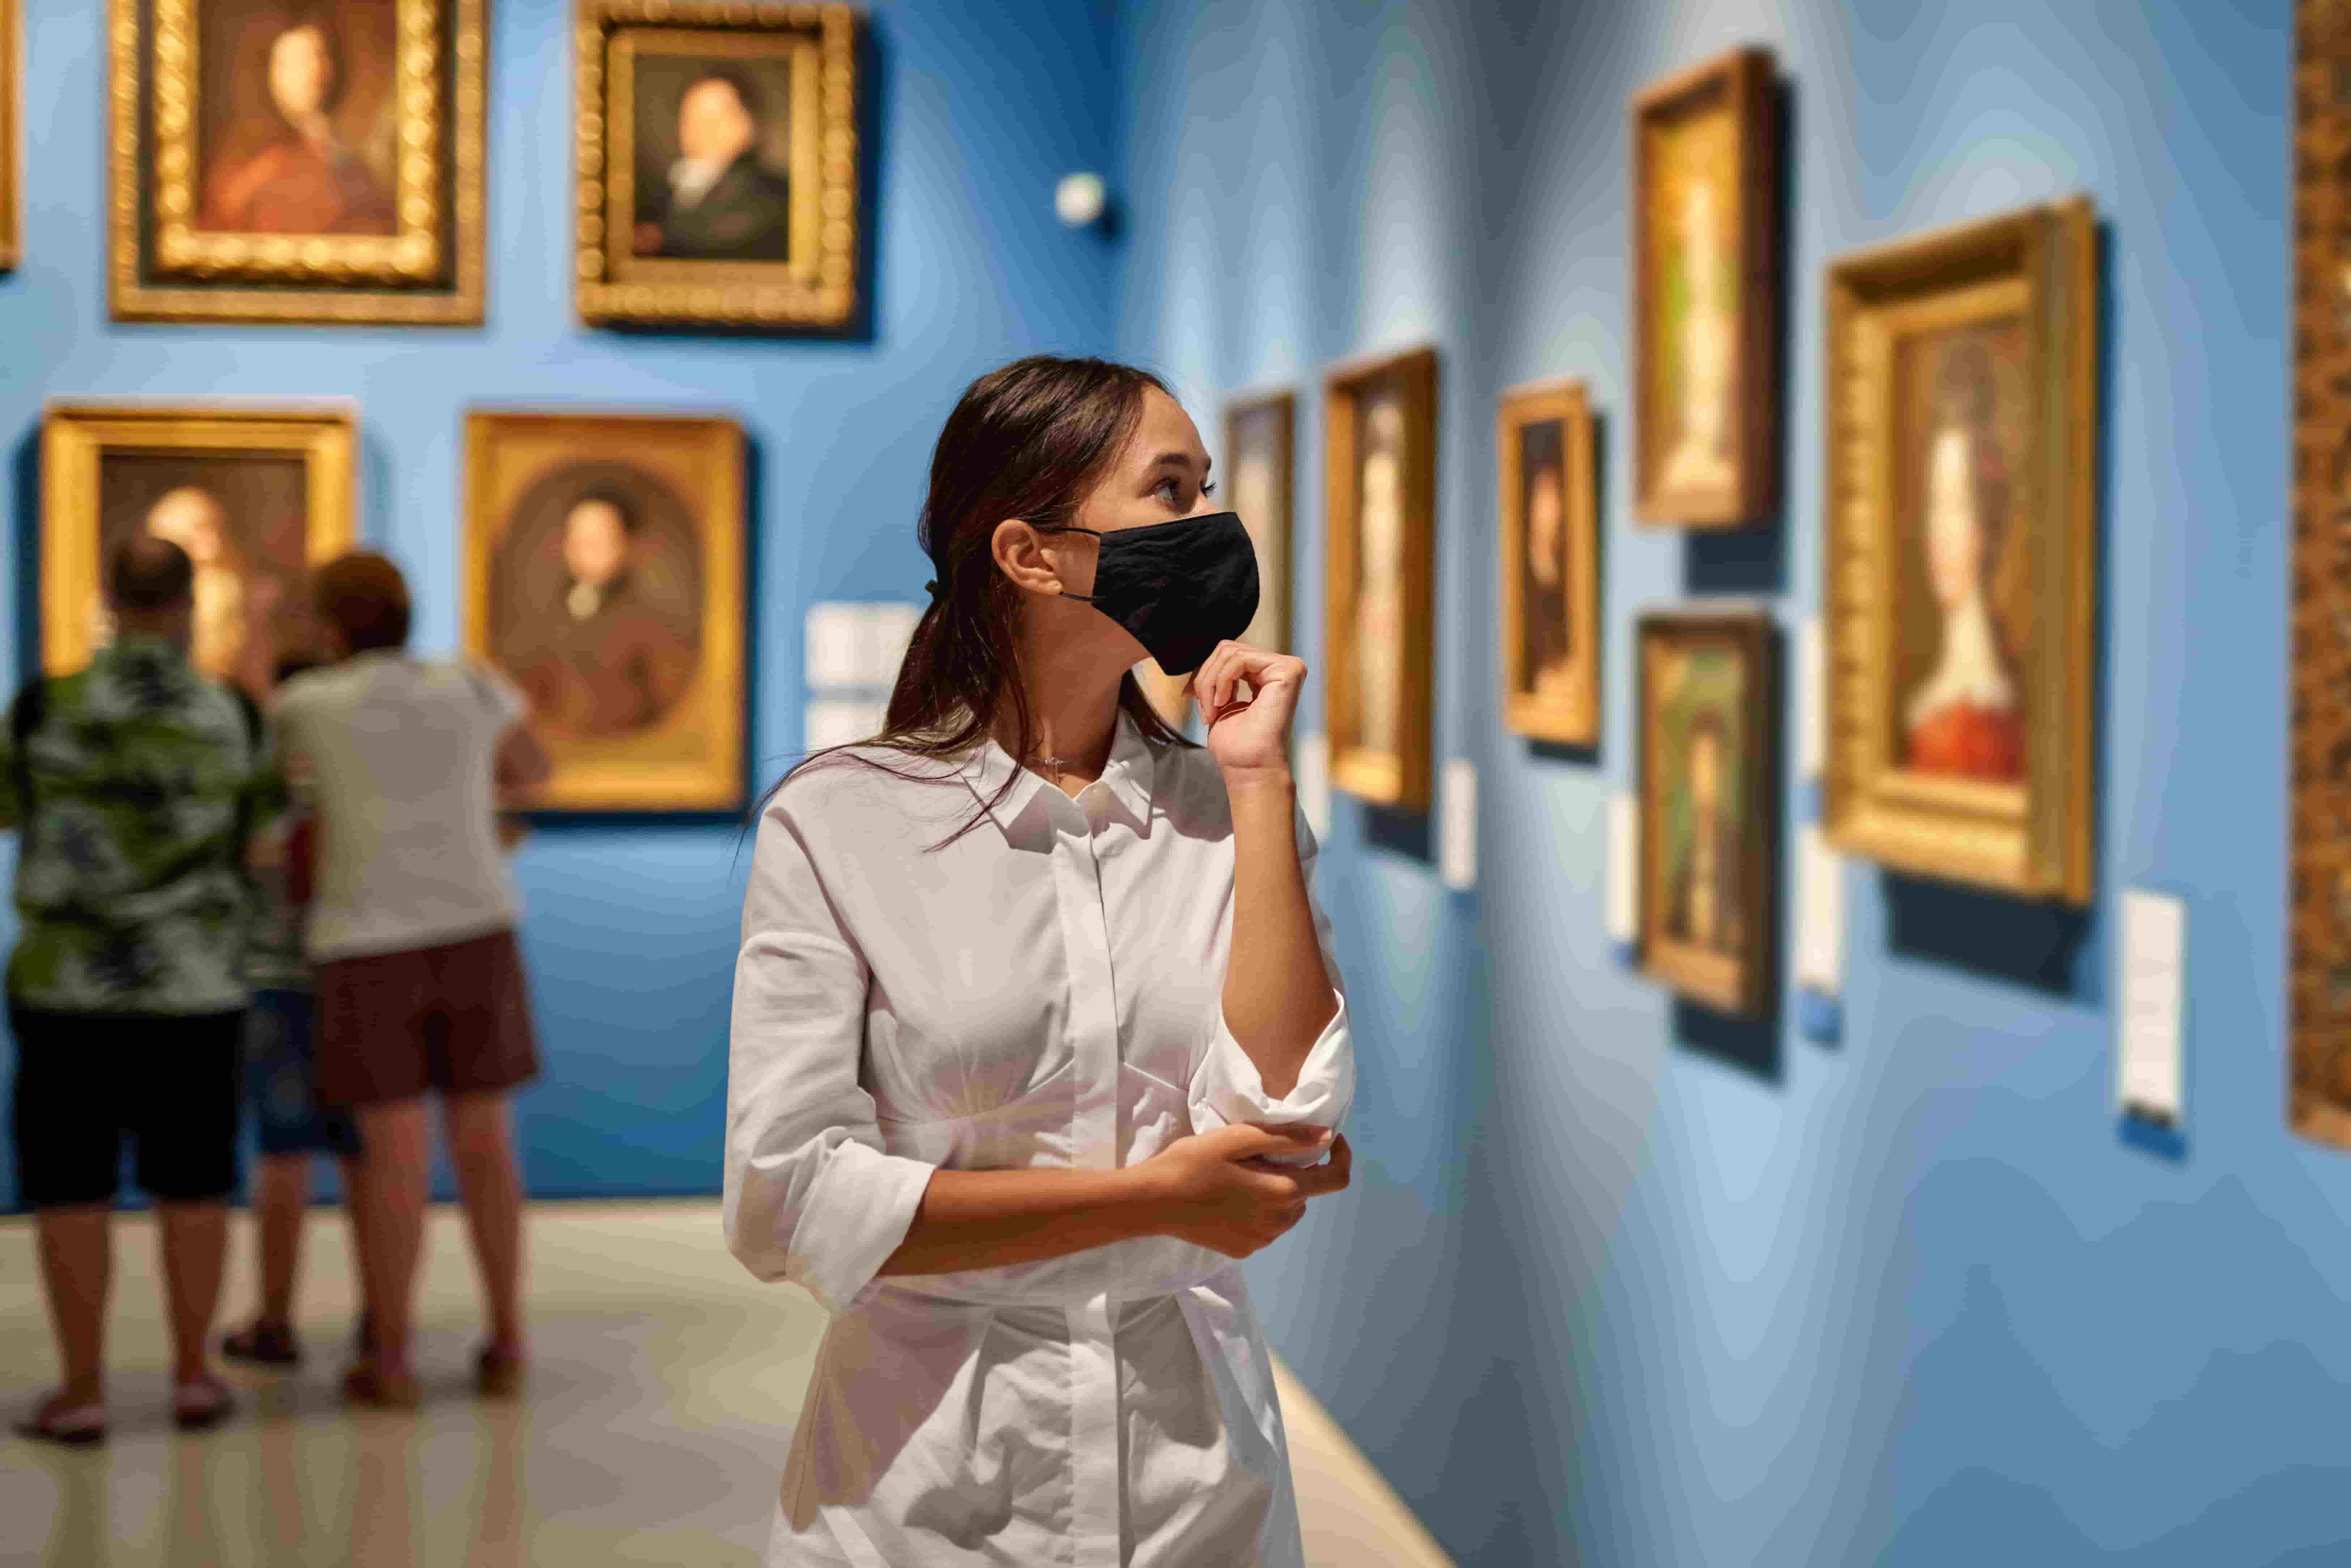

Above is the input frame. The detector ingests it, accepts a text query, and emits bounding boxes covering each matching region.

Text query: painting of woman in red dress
[1902,339,2025,783]
[199,9,395,237]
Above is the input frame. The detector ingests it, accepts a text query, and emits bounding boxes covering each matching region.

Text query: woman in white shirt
[727,355,1356,1566]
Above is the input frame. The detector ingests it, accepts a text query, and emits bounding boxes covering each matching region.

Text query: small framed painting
[575,0,864,332]
[1821,198,2099,903]
[1,0,18,272]
[463,410,747,811]
[1638,609,1779,1019]
[1497,379,1599,747]
[106,0,487,324]
[1323,346,1438,810]
[1629,45,1781,527]
[40,402,360,691]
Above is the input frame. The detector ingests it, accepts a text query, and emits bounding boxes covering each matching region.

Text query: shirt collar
[958,708,1158,834]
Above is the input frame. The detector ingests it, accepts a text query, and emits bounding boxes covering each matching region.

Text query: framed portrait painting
[1498,380,1599,747]
[40,402,359,691]
[2292,0,2351,1146]
[106,0,486,324]
[2,0,18,273]
[1821,198,2098,903]
[1630,46,1781,527]
[463,410,745,812]
[1638,610,1778,1019]
[1324,346,1437,810]
[575,1,864,332]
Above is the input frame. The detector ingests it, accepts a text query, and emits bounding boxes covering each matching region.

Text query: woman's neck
[995,634,1124,786]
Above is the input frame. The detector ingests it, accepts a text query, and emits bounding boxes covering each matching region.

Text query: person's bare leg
[442,1091,526,1360]
[157,1201,229,1387]
[33,1205,111,1406]
[350,1099,433,1382]
[250,1153,310,1325]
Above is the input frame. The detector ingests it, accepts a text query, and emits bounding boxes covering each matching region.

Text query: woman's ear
[990,518,1076,597]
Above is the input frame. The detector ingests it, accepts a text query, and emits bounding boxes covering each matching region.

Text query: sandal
[221,1318,303,1368]
[172,1379,236,1432]
[341,1362,422,1411]
[14,1393,107,1448]
[475,1345,526,1401]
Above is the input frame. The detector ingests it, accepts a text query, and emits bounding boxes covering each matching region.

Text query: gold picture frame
[2293,0,2351,1146]
[1,0,18,273]
[1638,609,1778,1019]
[1498,379,1599,747]
[40,401,359,685]
[107,0,486,324]
[1821,198,2099,903]
[463,410,746,812]
[575,0,863,332]
[1630,45,1781,528]
[1324,346,1437,810]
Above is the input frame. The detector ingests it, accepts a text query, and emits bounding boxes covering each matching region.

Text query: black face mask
[1046,511,1260,676]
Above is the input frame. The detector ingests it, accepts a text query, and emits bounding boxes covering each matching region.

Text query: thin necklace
[1029,751,1081,770]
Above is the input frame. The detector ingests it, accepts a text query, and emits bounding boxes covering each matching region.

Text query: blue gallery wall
[0,0,1123,1205]
[1113,1,2339,1563]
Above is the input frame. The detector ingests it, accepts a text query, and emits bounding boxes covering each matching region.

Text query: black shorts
[9,1003,244,1208]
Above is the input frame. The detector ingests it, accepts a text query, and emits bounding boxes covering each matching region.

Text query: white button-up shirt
[725,710,1354,1566]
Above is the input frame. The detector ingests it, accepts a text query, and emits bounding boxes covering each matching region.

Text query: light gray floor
[0,1201,1449,1566]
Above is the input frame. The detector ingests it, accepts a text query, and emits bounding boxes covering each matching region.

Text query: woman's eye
[1201,478,1217,498]
[1155,478,1183,505]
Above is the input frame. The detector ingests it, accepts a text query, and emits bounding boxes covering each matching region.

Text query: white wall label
[1604,792,1639,945]
[2117,889,2186,1125]
[806,601,923,691]
[1298,731,1332,844]
[1794,824,1847,993]
[1439,759,1477,892]
[1797,615,1826,784]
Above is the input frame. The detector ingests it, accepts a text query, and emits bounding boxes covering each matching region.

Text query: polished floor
[0,1201,1449,1566]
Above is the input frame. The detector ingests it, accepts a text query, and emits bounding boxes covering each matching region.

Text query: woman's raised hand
[1136,1122,1352,1258]
[1197,642,1307,780]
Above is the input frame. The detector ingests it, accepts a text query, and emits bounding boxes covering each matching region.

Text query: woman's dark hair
[776,355,1193,838]
[313,550,411,654]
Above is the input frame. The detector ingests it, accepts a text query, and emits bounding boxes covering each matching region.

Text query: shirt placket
[1048,789,1123,1566]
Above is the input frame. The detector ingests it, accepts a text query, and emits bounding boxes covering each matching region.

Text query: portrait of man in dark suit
[492,474,702,742]
[632,65,793,263]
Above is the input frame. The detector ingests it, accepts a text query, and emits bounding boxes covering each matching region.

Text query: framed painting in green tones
[1630,45,1780,527]
[1498,379,1599,747]
[1822,199,2098,905]
[1638,610,1778,1018]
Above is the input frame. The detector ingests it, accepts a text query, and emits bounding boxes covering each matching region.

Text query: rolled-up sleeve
[1187,813,1355,1167]
[724,800,936,1313]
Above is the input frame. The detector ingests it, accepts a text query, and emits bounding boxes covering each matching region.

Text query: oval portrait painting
[487,460,703,743]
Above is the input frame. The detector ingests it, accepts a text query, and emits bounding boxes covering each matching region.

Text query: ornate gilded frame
[1,0,18,273]
[1497,379,1600,747]
[1629,45,1781,528]
[1323,345,1437,810]
[462,409,746,812]
[1821,198,2098,903]
[39,401,359,674]
[1637,609,1778,1019]
[574,1,862,331]
[107,0,485,324]
[2293,0,2351,1147]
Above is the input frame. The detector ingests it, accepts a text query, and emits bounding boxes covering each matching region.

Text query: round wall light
[1055,172,1109,229]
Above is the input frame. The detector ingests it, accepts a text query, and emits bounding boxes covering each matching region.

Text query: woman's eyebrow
[1145,450,1204,472]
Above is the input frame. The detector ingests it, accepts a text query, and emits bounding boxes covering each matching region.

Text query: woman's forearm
[876,1164,1168,1277]
[1220,773,1340,1100]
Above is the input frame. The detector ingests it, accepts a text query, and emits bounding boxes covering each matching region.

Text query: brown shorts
[316,929,540,1108]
